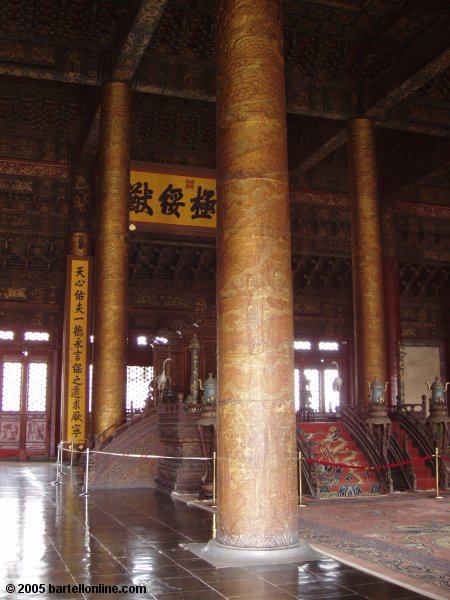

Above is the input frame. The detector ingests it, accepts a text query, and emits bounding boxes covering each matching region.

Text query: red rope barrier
[304,457,369,470]
[303,454,435,471]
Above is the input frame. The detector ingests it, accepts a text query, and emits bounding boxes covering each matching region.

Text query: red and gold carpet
[298,493,450,599]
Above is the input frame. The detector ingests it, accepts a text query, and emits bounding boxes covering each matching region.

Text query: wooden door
[0,350,51,459]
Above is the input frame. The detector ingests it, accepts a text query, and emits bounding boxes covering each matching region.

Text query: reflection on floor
[0,463,434,599]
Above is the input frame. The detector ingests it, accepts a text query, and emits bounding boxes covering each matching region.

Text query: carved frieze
[0,137,68,163]
[129,239,216,284]
[0,42,57,67]
[399,263,450,302]
[72,173,90,213]
[0,178,34,194]
[286,77,351,119]
[0,0,127,90]
[0,285,60,304]
[290,191,351,257]
[129,291,215,320]
[0,82,81,128]
[0,212,67,237]
[0,305,62,327]
[395,200,450,220]
[130,292,193,310]
[290,188,348,207]
[0,234,66,273]
[401,302,444,340]
[394,205,450,263]
[294,312,351,339]
[0,287,27,300]
[293,255,352,296]
[147,8,215,62]
[135,57,216,101]
[132,96,215,167]
[285,29,357,85]
[0,188,68,214]
[0,46,101,85]
[0,159,68,180]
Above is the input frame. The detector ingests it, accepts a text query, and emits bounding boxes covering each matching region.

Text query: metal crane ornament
[331,361,343,392]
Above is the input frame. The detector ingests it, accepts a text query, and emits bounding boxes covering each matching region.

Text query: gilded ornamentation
[0,42,57,66]
[0,178,33,193]
[0,287,26,300]
[0,159,68,180]
[72,173,90,213]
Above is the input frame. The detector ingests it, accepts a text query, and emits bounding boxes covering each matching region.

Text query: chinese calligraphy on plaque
[65,258,91,443]
[129,166,217,231]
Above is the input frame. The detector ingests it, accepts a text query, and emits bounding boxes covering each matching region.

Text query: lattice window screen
[2,362,22,412]
[126,366,154,414]
[27,363,48,412]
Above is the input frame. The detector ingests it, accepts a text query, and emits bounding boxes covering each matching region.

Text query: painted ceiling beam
[110,0,169,82]
[381,136,450,197]
[360,13,450,118]
[288,121,347,173]
[77,0,169,162]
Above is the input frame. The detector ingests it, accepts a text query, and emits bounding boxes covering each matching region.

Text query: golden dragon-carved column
[91,82,131,440]
[348,118,388,411]
[216,0,298,549]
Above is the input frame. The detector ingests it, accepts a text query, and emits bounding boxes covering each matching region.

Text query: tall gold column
[348,118,387,408]
[92,82,131,439]
[216,0,298,548]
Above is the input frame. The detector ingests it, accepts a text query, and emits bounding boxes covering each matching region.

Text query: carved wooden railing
[296,427,319,498]
[393,401,427,424]
[296,408,338,422]
[393,406,448,489]
[341,407,393,493]
[387,426,416,492]
[89,407,161,488]
[95,406,156,449]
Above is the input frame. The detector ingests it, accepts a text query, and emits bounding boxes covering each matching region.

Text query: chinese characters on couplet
[68,263,88,441]
[129,181,216,222]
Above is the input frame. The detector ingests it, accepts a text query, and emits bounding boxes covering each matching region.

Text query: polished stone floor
[0,462,430,599]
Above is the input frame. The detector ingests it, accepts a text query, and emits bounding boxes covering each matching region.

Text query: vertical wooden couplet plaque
[62,256,93,446]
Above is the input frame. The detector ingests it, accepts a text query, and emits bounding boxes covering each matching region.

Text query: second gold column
[92,82,131,439]
[348,118,387,407]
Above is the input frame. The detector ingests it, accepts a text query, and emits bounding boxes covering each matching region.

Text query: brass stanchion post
[298,451,307,507]
[212,451,217,507]
[80,448,90,497]
[212,513,217,539]
[51,443,63,485]
[69,440,74,469]
[435,447,443,499]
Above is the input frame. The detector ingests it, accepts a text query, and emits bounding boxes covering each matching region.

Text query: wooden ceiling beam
[381,136,450,197]
[361,13,450,118]
[377,102,450,138]
[77,0,169,162]
[111,0,169,83]
[288,120,346,173]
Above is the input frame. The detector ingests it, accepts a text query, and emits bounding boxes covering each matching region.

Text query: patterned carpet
[298,493,450,599]
[299,422,386,496]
